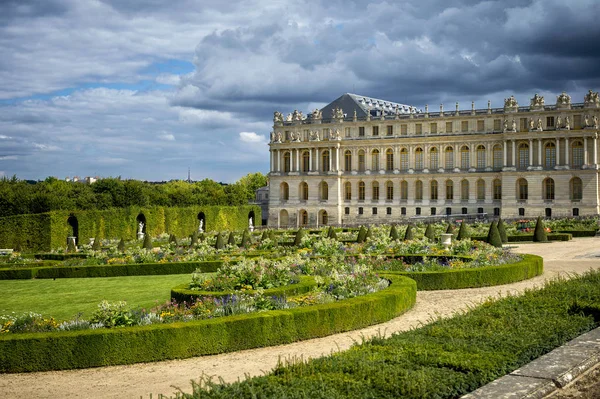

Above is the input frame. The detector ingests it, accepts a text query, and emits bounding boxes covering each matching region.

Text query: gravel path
[2,238,600,399]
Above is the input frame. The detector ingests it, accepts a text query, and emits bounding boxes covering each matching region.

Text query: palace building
[267,91,600,228]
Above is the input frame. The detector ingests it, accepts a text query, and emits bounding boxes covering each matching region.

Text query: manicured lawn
[0,274,194,321]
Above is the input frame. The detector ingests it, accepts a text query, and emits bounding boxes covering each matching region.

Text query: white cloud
[239,131,266,144]
[158,132,175,141]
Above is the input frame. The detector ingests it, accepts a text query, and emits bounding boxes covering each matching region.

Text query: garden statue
[249,217,254,232]
[137,221,144,240]
[198,219,204,233]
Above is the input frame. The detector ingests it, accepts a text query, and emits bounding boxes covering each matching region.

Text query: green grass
[0,274,193,321]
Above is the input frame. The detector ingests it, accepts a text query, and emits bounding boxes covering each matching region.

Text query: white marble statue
[537,118,543,131]
[511,119,517,132]
[138,221,144,235]
[594,116,599,129]
[249,217,254,232]
[198,219,204,233]
[565,116,570,130]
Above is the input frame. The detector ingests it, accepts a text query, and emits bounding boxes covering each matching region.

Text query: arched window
[544,142,556,169]
[358,150,365,172]
[571,141,584,168]
[358,181,365,200]
[299,182,309,201]
[319,210,328,226]
[430,180,438,200]
[344,181,352,201]
[302,151,310,172]
[493,179,502,200]
[415,147,424,170]
[280,182,289,201]
[518,143,529,170]
[320,181,328,201]
[385,181,394,201]
[415,180,423,200]
[279,209,289,227]
[570,177,582,200]
[283,151,291,172]
[461,146,470,169]
[344,150,352,171]
[517,178,528,200]
[400,148,409,170]
[322,150,330,172]
[543,178,555,201]
[477,145,486,169]
[461,179,469,201]
[477,179,485,200]
[372,181,380,201]
[299,210,308,226]
[445,146,454,169]
[446,180,454,200]
[386,148,394,171]
[430,147,439,170]
[371,149,380,170]
[493,144,503,170]
[400,180,408,200]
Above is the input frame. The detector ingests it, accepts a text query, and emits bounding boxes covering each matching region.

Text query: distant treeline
[0,173,268,218]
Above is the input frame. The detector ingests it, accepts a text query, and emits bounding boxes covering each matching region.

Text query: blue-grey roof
[318,93,420,119]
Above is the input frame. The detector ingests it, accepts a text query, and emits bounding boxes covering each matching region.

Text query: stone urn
[440,233,452,249]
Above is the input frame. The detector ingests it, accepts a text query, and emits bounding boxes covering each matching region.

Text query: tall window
[517,178,528,200]
[280,182,289,200]
[415,147,424,170]
[359,127,365,137]
[461,121,469,132]
[400,180,408,200]
[344,182,351,201]
[372,181,380,201]
[386,148,394,171]
[570,177,582,200]
[493,145,503,169]
[401,124,407,135]
[300,182,309,201]
[476,145,486,169]
[372,149,380,170]
[344,150,352,172]
[544,142,556,169]
[461,180,469,201]
[400,148,409,170]
[430,180,438,200]
[477,179,485,200]
[445,147,454,169]
[544,178,555,201]
[415,180,423,201]
[415,124,422,134]
[461,146,470,169]
[299,210,308,226]
[430,147,439,170]
[572,141,584,167]
[518,143,529,170]
[386,181,394,201]
[284,152,291,172]
[446,121,453,133]
[446,180,454,200]
[320,181,328,201]
[477,120,485,131]
[322,150,330,172]
[302,151,310,172]
[320,210,328,226]
[358,181,365,200]
[430,123,437,134]
[358,150,365,172]
[372,126,379,136]
[386,125,393,136]
[493,179,502,200]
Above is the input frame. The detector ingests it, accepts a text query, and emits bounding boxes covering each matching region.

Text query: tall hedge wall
[0,205,261,251]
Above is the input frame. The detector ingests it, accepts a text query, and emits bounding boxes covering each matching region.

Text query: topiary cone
[227,232,237,247]
[456,221,470,241]
[533,216,548,242]
[215,233,224,249]
[327,226,337,240]
[497,218,508,243]
[117,238,126,252]
[143,234,153,250]
[424,224,435,241]
[169,234,178,246]
[91,236,101,251]
[487,221,503,248]
[389,225,399,240]
[404,224,414,241]
[445,223,455,236]
[190,231,198,246]
[241,229,251,248]
[356,226,367,243]
[294,228,305,246]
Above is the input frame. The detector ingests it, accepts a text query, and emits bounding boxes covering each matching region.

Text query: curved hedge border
[381,254,543,290]
[171,276,317,302]
[0,274,416,373]
[0,260,222,280]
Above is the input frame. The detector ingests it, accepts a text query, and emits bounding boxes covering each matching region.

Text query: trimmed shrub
[497,218,508,243]
[445,223,455,236]
[424,224,435,241]
[365,228,372,240]
[389,225,399,241]
[294,228,305,246]
[241,229,251,248]
[91,237,101,251]
[533,216,548,242]
[215,233,224,250]
[403,224,414,241]
[0,275,416,373]
[261,230,269,241]
[227,232,237,247]
[327,226,337,240]
[117,238,126,252]
[486,221,502,248]
[168,234,178,245]
[142,234,153,250]
[456,221,469,241]
[190,231,198,246]
[356,226,367,243]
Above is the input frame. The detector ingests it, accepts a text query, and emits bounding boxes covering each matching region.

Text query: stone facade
[268,92,600,228]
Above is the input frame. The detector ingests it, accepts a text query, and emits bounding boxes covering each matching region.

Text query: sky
[1,0,599,183]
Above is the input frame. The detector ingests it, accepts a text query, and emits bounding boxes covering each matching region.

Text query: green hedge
[383,254,543,290]
[0,274,416,373]
[0,261,222,280]
[34,253,89,260]
[472,233,572,242]
[0,205,261,252]
[171,276,317,303]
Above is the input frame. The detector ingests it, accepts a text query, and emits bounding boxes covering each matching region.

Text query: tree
[533,216,548,242]
[143,233,153,250]
[241,229,251,248]
[497,219,508,243]
[228,232,237,247]
[389,225,400,240]
[487,221,502,248]
[404,224,415,241]
[424,224,435,241]
[215,233,224,249]
[457,222,470,241]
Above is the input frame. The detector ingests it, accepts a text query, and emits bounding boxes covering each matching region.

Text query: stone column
[309,148,313,172]
[511,140,516,167]
[584,138,588,167]
[565,138,569,167]
[316,148,321,172]
[336,145,340,172]
[503,141,507,167]
[538,139,543,167]
[528,139,533,167]
[594,135,598,165]
[555,138,560,167]
[328,148,332,172]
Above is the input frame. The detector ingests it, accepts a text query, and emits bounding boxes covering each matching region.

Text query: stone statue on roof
[556,92,571,106]
[584,90,599,107]
[530,93,544,107]
[273,111,283,124]
[311,108,322,120]
[504,95,518,109]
